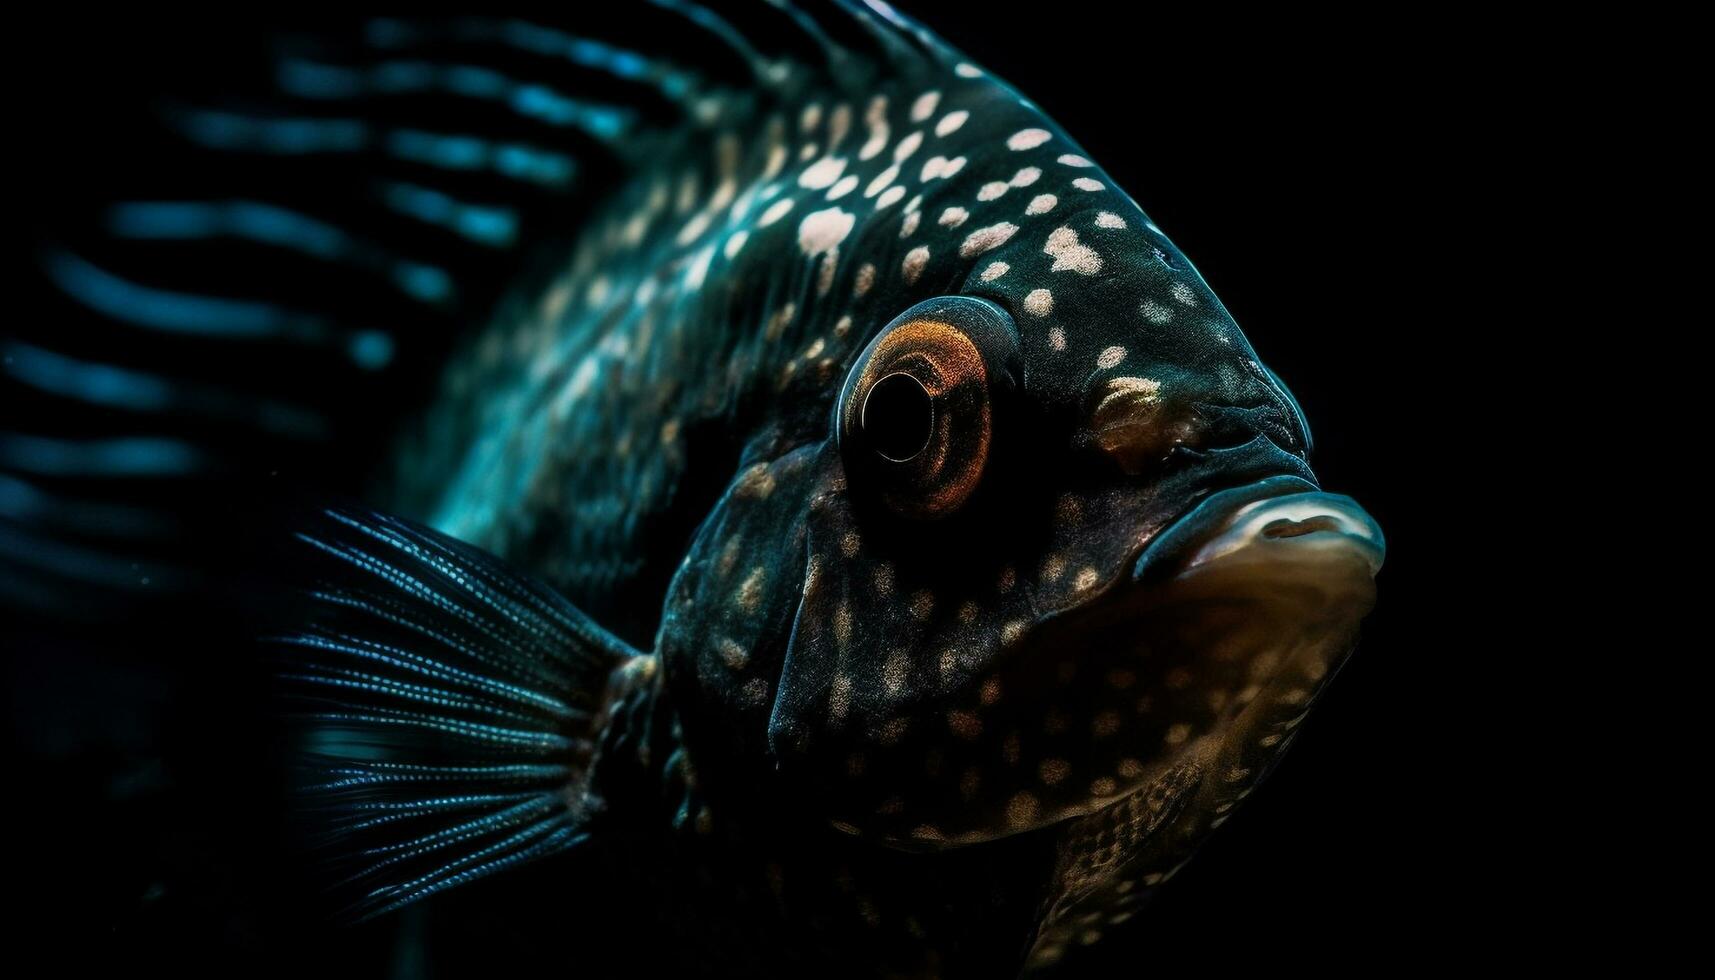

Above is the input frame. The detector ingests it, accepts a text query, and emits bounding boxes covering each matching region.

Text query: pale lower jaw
[1046,492,1383,856]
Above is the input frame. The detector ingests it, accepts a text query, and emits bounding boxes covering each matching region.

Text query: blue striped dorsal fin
[7,5,959,615]
[8,10,769,614]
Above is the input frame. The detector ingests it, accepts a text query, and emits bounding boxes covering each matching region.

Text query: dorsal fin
[6,6,962,616]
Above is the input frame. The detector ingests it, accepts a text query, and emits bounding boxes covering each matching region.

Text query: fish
[10,3,1384,976]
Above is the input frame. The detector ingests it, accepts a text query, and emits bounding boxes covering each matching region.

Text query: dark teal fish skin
[10,3,1384,975]
[391,43,1307,643]
[335,6,1383,973]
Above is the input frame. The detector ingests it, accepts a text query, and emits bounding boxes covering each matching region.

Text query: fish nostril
[1089,381,1301,476]
[1194,419,1253,453]
[1190,403,1301,457]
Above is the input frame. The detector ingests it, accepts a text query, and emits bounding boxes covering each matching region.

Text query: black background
[9,4,1524,975]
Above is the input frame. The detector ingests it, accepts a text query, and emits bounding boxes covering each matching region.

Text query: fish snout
[1088,372,1305,478]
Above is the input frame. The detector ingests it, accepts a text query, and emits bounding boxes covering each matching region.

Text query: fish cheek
[655,445,823,779]
[765,482,1044,848]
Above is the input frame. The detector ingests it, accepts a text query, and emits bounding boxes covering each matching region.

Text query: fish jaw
[1027,484,1383,940]
[853,473,1384,850]
[994,475,1384,880]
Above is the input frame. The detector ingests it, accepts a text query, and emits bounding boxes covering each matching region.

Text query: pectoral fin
[272,506,643,920]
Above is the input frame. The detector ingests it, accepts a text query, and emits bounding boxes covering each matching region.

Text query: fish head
[658,79,1382,867]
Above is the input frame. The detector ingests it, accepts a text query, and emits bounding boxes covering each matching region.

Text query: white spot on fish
[675,211,712,246]
[1026,194,1058,215]
[978,181,1010,202]
[707,180,738,217]
[816,249,839,295]
[939,207,969,228]
[828,104,852,147]
[865,164,900,198]
[935,110,969,137]
[1048,326,1067,350]
[894,131,924,162]
[980,261,1010,282]
[1140,299,1173,324]
[902,246,930,284]
[1023,288,1053,317]
[827,175,860,200]
[1097,346,1127,369]
[876,185,906,209]
[799,156,847,190]
[955,62,983,78]
[799,208,855,256]
[723,230,749,259]
[1058,154,1093,167]
[854,263,877,297]
[959,222,1018,258]
[765,303,797,341]
[1010,167,1041,187]
[759,198,795,226]
[685,245,715,289]
[1095,211,1126,229]
[900,209,921,236]
[1072,177,1104,191]
[911,91,941,122]
[1008,128,1052,150]
[1171,282,1199,305]
[1045,226,1103,274]
[860,96,890,161]
[920,155,966,180]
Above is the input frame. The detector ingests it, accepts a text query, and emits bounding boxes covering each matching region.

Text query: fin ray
[276,507,635,919]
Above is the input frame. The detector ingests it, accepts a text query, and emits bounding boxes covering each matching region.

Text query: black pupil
[862,373,933,462]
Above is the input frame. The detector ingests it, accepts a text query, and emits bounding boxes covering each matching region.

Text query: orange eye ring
[838,297,1019,520]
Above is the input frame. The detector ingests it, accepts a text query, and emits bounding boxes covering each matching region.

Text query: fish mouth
[1131,474,1384,588]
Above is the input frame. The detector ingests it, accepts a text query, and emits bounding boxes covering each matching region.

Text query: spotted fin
[272,506,642,919]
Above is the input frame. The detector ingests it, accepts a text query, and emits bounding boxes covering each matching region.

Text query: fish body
[14,4,1385,976]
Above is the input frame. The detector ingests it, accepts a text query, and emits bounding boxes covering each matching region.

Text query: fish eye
[838,297,1020,519]
[862,373,934,462]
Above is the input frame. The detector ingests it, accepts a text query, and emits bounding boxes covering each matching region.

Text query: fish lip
[1177,488,1386,578]
[1130,474,1326,583]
